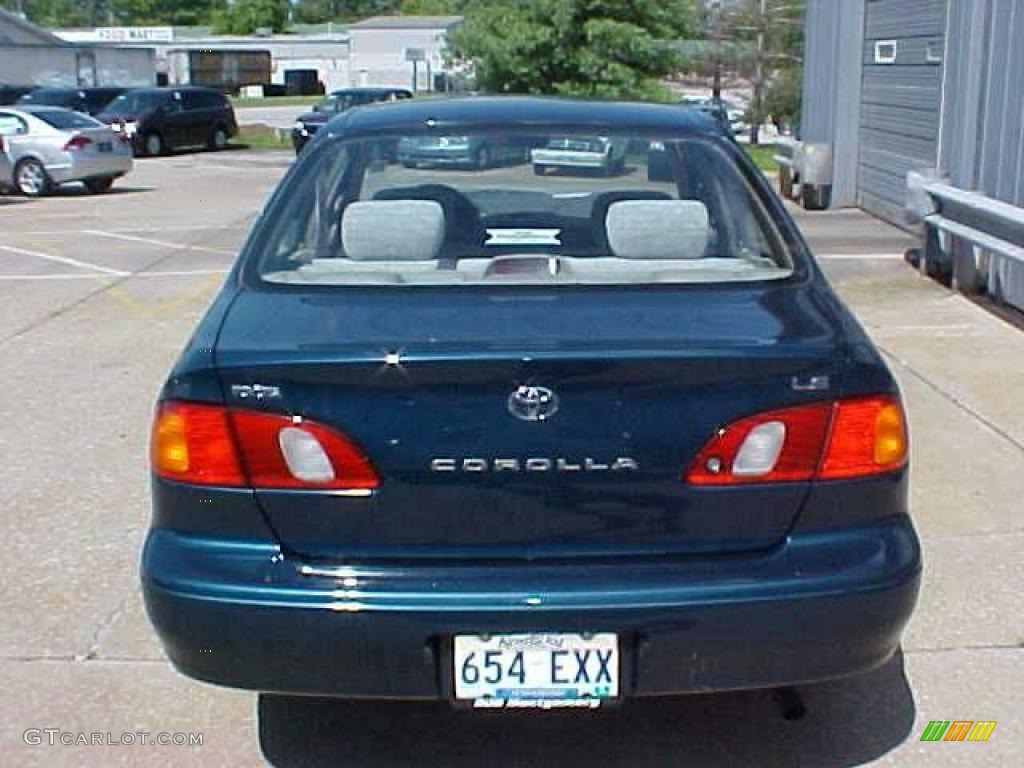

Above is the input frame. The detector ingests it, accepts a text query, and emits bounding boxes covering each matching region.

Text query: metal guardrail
[907,171,1024,300]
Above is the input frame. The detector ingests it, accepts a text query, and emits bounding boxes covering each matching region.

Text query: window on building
[874,40,898,65]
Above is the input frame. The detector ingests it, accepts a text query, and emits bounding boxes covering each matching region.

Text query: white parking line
[11,224,247,236]
[0,244,129,276]
[134,268,230,277]
[81,230,236,255]
[0,268,229,281]
[0,273,112,281]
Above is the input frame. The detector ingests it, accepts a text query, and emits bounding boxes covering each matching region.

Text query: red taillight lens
[151,402,245,486]
[684,395,907,486]
[819,397,908,479]
[229,409,379,490]
[686,402,833,485]
[63,135,92,151]
[151,402,379,491]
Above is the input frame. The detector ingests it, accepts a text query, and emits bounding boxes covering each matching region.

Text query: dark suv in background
[291,87,412,153]
[98,86,238,157]
[0,85,37,106]
[16,87,126,116]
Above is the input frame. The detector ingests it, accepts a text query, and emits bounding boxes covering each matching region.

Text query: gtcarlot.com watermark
[24,729,203,747]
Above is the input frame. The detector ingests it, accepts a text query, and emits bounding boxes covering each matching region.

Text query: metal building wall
[941,0,1024,206]
[857,0,947,224]
[801,0,866,207]
[937,0,1024,307]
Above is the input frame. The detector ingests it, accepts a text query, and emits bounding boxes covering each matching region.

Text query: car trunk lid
[215,284,845,561]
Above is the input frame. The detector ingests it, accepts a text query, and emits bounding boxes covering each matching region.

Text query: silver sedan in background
[0,106,133,197]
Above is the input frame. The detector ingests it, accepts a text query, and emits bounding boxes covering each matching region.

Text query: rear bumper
[48,151,132,183]
[142,517,921,699]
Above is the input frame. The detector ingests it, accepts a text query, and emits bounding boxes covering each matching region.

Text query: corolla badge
[508,385,559,422]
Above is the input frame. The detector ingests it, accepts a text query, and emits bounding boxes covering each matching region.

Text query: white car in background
[531,136,629,176]
[0,106,133,197]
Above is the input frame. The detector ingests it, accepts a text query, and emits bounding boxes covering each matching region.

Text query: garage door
[858,0,947,225]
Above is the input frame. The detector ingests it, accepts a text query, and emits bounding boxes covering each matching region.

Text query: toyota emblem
[507,385,559,422]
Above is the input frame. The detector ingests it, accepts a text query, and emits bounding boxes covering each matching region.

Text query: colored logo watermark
[920,720,997,742]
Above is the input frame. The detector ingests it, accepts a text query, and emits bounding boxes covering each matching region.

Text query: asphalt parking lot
[1,149,1021,767]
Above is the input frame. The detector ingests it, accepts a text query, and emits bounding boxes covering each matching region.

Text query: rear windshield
[255,128,793,287]
[104,91,168,114]
[33,110,103,130]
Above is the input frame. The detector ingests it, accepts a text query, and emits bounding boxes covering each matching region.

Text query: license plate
[453,633,618,709]
[97,142,113,153]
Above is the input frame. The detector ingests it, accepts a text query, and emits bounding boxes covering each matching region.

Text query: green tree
[399,0,458,14]
[763,64,801,129]
[450,0,699,101]
[292,1,399,24]
[709,0,804,143]
[5,0,226,27]
[213,0,290,34]
[3,0,96,26]
[109,1,226,26]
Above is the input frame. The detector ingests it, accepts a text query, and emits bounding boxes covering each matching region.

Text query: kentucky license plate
[453,633,618,709]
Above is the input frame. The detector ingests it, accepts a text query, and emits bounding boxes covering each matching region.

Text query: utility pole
[710,0,723,100]
[752,0,768,145]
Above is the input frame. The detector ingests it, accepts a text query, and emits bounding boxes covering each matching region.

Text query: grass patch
[743,143,779,172]
[231,95,322,109]
[233,124,292,151]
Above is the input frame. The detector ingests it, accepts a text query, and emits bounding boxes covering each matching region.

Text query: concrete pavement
[0,151,1020,766]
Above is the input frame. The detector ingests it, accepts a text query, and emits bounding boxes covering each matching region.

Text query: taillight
[151,402,244,486]
[63,135,92,151]
[684,395,907,485]
[151,402,379,491]
[229,409,379,490]
[819,397,908,479]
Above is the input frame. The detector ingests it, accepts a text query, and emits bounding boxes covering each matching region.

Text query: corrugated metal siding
[976,0,1024,206]
[857,0,947,224]
[800,0,866,207]
[941,0,1024,207]
[938,0,1024,311]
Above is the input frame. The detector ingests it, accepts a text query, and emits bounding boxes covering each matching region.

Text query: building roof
[0,8,67,46]
[346,15,463,30]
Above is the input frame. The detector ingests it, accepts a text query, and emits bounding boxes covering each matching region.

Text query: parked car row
[0,85,238,197]
[0,106,133,197]
[291,87,412,153]
[1,84,237,157]
[16,87,128,116]
[98,87,237,157]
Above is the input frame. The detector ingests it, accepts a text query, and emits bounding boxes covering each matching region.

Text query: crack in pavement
[78,592,135,662]
[879,346,1024,456]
